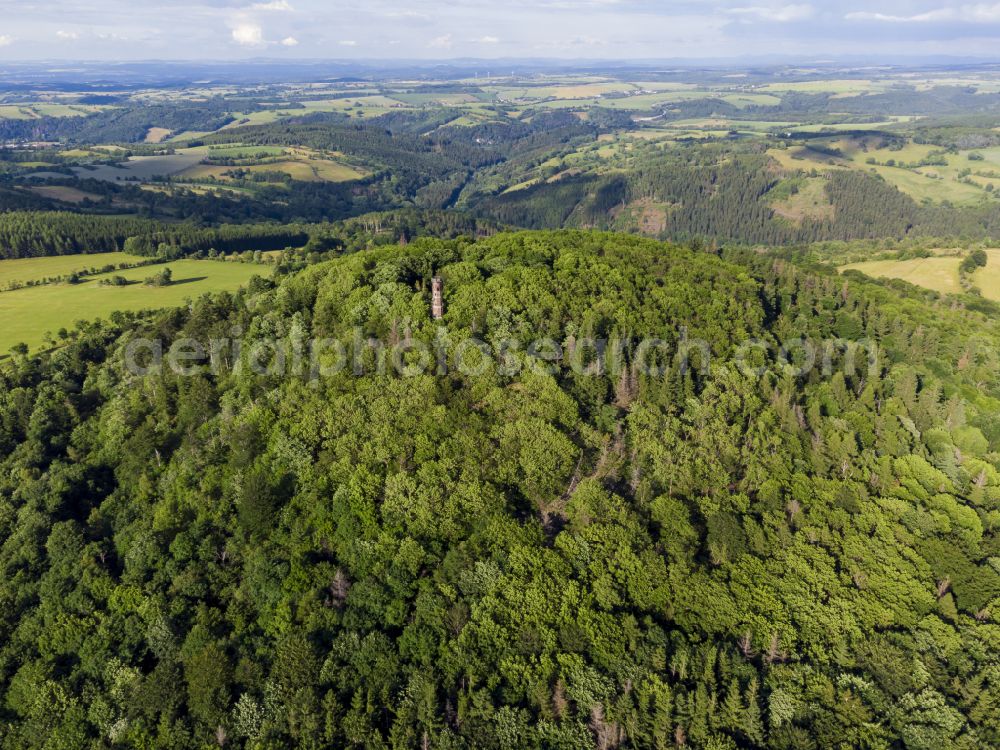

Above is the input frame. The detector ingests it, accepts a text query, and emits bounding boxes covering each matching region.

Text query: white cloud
[281,36,299,46]
[56,30,80,40]
[729,4,814,22]
[846,10,950,22]
[339,40,358,46]
[251,0,294,11]
[231,23,265,46]
[0,35,12,48]
[385,10,431,20]
[570,35,607,46]
[847,5,1000,23]
[475,35,500,43]
[428,33,453,48]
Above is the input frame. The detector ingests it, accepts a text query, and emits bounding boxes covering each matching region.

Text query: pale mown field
[840,257,964,295]
[841,249,1000,301]
[972,249,1000,302]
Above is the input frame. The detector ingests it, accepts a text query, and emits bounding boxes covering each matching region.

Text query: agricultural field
[179,158,364,183]
[23,185,104,204]
[664,118,799,132]
[764,133,1000,206]
[144,126,172,143]
[767,145,847,170]
[166,129,214,143]
[840,255,964,295]
[178,146,367,184]
[971,248,1000,301]
[219,96,412,127]
[389,92,483,106]
[0,106,38,120]
[840,139,999,205]
[758,78,890,95]
[43,144,369,186]
[720,93,783,107]
[203,145,288,158]
[0,259,266,353]
[907,76,1000,93]
[840,248,1000,300]
[0,102,110,119]
[792,118,919,132]
[0,252,146,289]
[501,82,636,99]
[70,151,205,181]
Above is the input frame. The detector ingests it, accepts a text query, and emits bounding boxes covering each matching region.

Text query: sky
[4,1,1000,60]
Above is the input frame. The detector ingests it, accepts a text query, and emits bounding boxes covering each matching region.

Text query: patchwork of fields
[21,143,368,193]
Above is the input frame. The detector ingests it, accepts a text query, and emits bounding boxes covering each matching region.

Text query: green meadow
[0,259,266,353]
[0,252,147,288]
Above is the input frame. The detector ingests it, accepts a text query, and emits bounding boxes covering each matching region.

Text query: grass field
[759,79,887,95]
[389,93,482,106]
[720,93,783,107]
[0,252,147,288]
[792,119,918,133]
[205,145,288,158]
[144,127,173,143]
[216,97,412,128]
[25,185,104,204]
[140,183,256,198]
[869,163,986,205]
[770,178,835,223]
[167,130,214,143]
[665,118,799,132]
[840,256,963,295]
[179,156,365,183]
[0,259,266,353]
[837,139,992,205]
[768,146,847,171]
[971,249,1000,302]
[487,83,635,101]
[0,106,37,120]
[0,103,108,120]
[767,134,997,205]
[73,152,205,181]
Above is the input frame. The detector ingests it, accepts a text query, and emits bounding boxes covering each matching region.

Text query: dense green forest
[2,231,1000,749]
[0,209,497,261]
[0,213,311,260]
[465,149,1000,244]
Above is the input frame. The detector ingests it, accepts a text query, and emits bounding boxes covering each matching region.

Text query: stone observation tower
[431,277,444,320]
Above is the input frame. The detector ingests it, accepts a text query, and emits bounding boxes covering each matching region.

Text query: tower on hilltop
[431,277,444,320]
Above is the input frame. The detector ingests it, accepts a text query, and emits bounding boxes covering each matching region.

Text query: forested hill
[3,231,1000,748]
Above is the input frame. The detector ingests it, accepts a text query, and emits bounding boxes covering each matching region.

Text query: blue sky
[3,1,1000,60]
